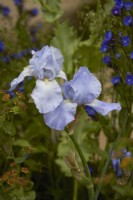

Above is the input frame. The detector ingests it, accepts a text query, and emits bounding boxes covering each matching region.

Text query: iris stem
[69,133,94,200]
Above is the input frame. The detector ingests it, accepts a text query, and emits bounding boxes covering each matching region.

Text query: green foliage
[51,22,80,74]
[38,0,63,22]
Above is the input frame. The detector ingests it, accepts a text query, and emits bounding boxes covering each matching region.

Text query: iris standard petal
[29,45,64,80]
[10,66,32,91]
[86,99,121,116]
[31,79,63,114]
[56,70,67,80]
[63,67,102,104]
[43,100,77,130]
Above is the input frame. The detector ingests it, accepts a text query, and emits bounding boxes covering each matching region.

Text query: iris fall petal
[86,99,121,115]
[31,79,63,114]
[43,100,77,130]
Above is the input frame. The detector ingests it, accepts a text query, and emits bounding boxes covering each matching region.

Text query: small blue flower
[124,2,133,10]
[123,15,133,26]
[116,53,120,58]
[100,44,109,53]
[2,6,10,16]
[104,31,112,42]
[6,90,16,98]
[102,55,111,64]
[0,40,4,52]
[130,51,133,59]
[13,0,22,6]
[3,56,10,63]
[111,76,121,85]
[126,73,133,85]
[121,36,130,47]
[111,7,121,16]
[115,0,123,8]
[18,86,24,92]
[30,8,39,16]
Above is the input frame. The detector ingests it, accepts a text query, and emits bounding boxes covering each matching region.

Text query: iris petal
[43,100,77,130]
[86,99,121,115]
[29,46,64,80]
[56,70,67,80]
[31,79,63,113]
[63,67,101,104]
[10,66,32,91]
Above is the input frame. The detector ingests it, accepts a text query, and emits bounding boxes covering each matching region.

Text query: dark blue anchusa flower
[18,86,24,92]
[130,51,133,59]
[100,43,109,53]
[115,0,123,9]
[124,2,133,10]
[0,40,4,52]
[126,73,133,85]
[2,6,10,16]
[104,31,112,42]
[6,90,16,98]
[111,76,121,85]
[29,27,36,35]
[121,36,130,47]
[102,55,111,64]
[12,52,23,59]
[123,15,133,26]
[30,8,39,16]
[112,7,121,16]
[84,105,97,117]
[116,53,120,58]
[13,0,22,6]
[112,158,123,177]
[2,56,10,63]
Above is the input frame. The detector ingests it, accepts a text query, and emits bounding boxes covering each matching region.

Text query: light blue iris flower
[62,67,121,116]
[42,67,121,130]
[9,45,67,114]
[9,47,121,131]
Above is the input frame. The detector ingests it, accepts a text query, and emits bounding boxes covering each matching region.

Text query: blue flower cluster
[9,45,121,130]
[0,1,39,17]
[112,149,131,177]
[101,0,133,87]
[112,0,133,16]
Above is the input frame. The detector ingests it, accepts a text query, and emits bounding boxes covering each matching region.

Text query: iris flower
[43,67,121,130]
[9,47,121,131]
[10,45,67,114]
[62,67,121,115]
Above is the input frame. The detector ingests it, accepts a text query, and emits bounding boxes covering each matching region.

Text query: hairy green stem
[69,133,94,200]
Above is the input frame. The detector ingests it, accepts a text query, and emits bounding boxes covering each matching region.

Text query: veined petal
[10,66,32,91]
[63,67,102,104]
[29,46,64,80]
[43,100,77,130]
[56,70,67,80]
[86,99,121,116]
[31,79,63,114]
